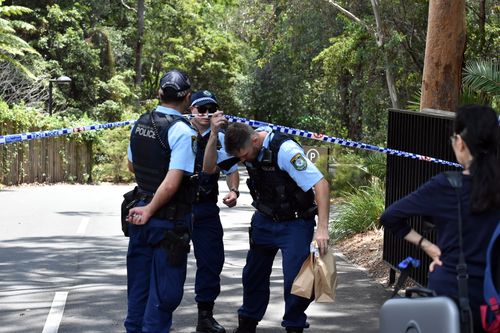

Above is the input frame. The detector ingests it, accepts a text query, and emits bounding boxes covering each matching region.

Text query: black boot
[232,315,258,333]
[285,328,303,333]
[196,309,225,333]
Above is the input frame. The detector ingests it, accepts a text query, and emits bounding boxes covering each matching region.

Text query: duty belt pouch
[161,227,191,267]
[121,186,138,237]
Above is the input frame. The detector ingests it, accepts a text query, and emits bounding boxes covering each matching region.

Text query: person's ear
[251,134,259,146]
[456,135,467,152]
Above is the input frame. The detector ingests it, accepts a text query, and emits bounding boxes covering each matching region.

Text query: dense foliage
[1,0,498,186]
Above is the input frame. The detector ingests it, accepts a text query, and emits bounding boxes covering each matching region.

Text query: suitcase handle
[405,287,437,298]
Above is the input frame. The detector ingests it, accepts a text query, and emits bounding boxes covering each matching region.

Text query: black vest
[130,110,195,212]
[245,131,317,220]
[194,131,222,203]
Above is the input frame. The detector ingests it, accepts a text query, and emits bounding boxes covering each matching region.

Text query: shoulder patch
[290,153,307,171]
[191,135,198,154]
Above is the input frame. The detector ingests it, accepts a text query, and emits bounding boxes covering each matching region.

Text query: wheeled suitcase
[379,288,461,333]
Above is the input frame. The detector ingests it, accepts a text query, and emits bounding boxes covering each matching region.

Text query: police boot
[232,315,258,333]
[285,328,303,333]
[196,309,225,333]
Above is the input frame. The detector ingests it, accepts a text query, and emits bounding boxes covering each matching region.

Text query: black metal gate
[383,108,460,286]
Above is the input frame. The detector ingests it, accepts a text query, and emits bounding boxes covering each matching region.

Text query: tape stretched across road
[0,115,462,168]
[0,120,136,145]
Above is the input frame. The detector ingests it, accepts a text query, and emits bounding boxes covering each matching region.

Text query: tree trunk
[370,0,399,109]
[479,0,486,53]
[420,0,466,112]
[134,0,145,86]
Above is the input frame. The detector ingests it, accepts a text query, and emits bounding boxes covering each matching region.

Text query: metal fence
[383,108,459,286]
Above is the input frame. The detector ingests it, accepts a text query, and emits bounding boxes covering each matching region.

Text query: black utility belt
[154,204,191,221]
[137,190,191,220]
[253,202,317,221]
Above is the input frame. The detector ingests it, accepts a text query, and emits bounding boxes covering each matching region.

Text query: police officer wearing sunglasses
[188,90,240,333]
[125,69,197,333]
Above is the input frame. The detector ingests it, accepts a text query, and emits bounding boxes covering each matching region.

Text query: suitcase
[379,287,461,333]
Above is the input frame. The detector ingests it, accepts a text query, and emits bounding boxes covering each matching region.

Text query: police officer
[203,114,330,333]
[125,69,197,333]
[189,90,240,333]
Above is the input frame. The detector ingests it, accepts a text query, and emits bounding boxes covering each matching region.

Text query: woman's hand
[421,240,443,272]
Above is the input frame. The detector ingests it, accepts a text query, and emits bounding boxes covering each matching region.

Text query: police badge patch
[191,135,198,153]
[290,153,307,171]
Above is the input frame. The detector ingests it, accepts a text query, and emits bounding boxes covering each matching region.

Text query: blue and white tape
[0,115,461,168]
[0,120,136,145]
[225,115,462,168]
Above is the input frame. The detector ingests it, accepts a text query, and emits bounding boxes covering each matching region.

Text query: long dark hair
[454,104,500,213]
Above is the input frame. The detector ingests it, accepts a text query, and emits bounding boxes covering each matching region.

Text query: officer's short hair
[225,123,255,156]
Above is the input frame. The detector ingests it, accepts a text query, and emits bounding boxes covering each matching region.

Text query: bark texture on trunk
[421,0,466,112]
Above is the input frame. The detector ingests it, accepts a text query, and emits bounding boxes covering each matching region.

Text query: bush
[92,125,133,183]
[331,178,385,241]
[364,152,387,181]
[92,110,139,183]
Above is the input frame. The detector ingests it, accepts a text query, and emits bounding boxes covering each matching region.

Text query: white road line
[41,291,68,333]
[76,217,89,235]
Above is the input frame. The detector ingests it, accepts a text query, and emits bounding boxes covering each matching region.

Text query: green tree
[0,0,38,77]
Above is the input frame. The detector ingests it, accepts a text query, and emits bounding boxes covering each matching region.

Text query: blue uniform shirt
[255,126,323,192]
[199,128,238,175]
[128,106,196,173]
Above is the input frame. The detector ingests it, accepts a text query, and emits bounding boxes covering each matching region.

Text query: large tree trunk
[134,0,145,86]
[420,0,466,112]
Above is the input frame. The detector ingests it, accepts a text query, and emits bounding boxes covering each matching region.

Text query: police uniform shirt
[199,128,238,175]
[255,126,323,191]
[128,106,197,173]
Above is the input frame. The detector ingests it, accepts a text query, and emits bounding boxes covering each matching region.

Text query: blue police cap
[190,90,219,107]
[159,69,191,98]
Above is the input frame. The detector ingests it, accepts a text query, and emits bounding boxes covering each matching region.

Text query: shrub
[92,125,133,183]
[331,178,385,241]
[330,151,371,197]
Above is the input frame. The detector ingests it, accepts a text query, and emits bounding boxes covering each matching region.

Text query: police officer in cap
[125,69,197,333]
[189,90,240,333]
[203,113,330,333]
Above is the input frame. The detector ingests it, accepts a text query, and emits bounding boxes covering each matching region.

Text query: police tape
[224,115,462,168]
[0,120,136,145]
[0,115,462,168]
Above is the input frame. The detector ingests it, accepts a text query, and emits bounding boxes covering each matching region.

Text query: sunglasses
[196,105,217,114]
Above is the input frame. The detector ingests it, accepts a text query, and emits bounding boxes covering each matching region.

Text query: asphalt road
[0,182,390,333]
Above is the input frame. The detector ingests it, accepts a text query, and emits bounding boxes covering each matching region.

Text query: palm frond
[0,52,34,78]
[462,60,500,96]
[0,5,32,17]
[10,20,36,32]
[406,87,422,111]
[0,34,39,55]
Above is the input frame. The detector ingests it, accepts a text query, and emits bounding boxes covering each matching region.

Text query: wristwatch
[230,188,240,198]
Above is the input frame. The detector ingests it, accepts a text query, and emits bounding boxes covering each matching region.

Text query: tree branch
[324,0,373,33]
[120,0,137,12]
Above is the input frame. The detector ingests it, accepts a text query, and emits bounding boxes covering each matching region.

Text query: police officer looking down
[202,112,330,333]
[125,69,197,333]
[189,90,240,333]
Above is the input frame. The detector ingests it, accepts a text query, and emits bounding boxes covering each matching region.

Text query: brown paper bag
[313,249,337,302]
[291,253,315,299]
